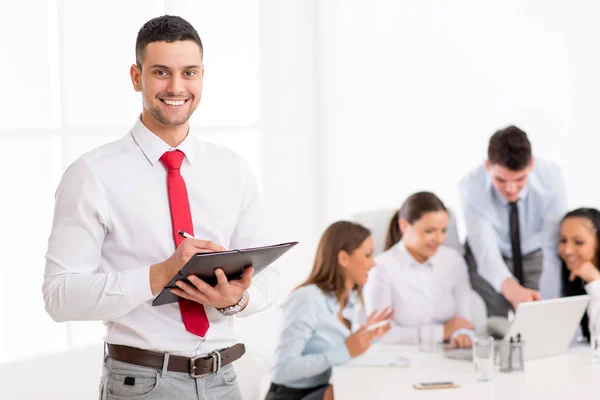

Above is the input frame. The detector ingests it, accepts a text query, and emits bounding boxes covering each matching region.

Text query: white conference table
[333,344,600,399]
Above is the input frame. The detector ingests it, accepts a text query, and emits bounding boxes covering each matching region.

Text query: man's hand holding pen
[149,230,252,310]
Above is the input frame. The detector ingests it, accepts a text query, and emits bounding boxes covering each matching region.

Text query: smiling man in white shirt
[459,126,566,318]
[42,15,280,400]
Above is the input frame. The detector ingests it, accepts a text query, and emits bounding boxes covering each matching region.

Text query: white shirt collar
[393,241,434,269]
[130,115,203,166]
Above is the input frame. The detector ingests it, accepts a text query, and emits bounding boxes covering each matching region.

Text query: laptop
[444,294,590,361]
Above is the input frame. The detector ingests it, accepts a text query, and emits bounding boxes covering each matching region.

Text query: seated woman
[558,208,600,341]
[364,191,474,348]
[266,221,393,400]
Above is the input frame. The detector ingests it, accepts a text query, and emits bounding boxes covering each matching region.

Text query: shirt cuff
[235,286,262,317]
[127,266,154,307]
[324,342,351,366]
[585,279,600,297]
[450,328,476,341]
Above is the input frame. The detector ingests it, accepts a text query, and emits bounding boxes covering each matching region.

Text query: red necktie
[160,150,210,337]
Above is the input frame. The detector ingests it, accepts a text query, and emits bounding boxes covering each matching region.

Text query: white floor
[0,345,103,399]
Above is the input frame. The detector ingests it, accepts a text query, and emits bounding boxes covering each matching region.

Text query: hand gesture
[150,238,226,295]
[569,261,600,283]
[345,325,378,358]
[501,278,541,311]
[346,308,394,357]
[364,307,394,339]
[171,266,254,310]
[510,286,541,311]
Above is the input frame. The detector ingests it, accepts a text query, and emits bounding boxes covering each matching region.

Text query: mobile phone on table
[413,381,459,390]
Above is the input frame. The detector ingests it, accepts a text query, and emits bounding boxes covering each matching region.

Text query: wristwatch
[217,291,249,316]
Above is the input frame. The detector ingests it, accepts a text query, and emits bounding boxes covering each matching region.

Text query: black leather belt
[107,343,245,378]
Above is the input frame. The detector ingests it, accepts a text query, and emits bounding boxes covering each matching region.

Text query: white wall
[319,0,600,239]
[234,0,321,382]
[257,0,321,293]
[0,1,321,398]
[4,0,600,397]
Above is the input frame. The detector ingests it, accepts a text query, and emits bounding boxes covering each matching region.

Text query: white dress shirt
[586,280,600,334]
[43,117,281,356]
[458,159,567,298]
[364,241,473,344]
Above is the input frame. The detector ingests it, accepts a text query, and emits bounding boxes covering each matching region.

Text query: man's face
[131,40,204,127]
[485,160,533,203]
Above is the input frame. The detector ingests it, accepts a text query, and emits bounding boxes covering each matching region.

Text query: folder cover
[152,241,298,306]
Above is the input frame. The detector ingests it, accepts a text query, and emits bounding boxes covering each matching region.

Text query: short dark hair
[135,15,203,67]
[487,125,532,171]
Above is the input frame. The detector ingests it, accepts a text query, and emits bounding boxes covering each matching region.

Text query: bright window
[0,0,260,362]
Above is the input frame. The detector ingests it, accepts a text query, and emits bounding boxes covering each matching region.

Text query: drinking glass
[473,336,494,382]
[418,324,440,352]
[591,325,600,364]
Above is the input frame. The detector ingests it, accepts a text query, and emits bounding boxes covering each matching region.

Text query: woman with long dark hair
[558,208,600,341]
[364,192,474,348]
[265,221,393,400]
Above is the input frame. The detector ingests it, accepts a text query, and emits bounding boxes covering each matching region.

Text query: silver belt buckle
[189,350,222,378]
[189,355,203,378]
[210,350,222,373]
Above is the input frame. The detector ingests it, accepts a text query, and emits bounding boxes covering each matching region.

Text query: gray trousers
[99,351,243,400]
[465,242,543,317]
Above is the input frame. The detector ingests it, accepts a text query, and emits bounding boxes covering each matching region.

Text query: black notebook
[152,241,298,306]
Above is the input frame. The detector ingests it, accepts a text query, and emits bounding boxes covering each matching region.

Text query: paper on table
[346,349,411,367]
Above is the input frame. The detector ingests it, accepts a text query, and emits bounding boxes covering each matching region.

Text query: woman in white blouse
[558,208,600,341]
[364,191,475,349]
